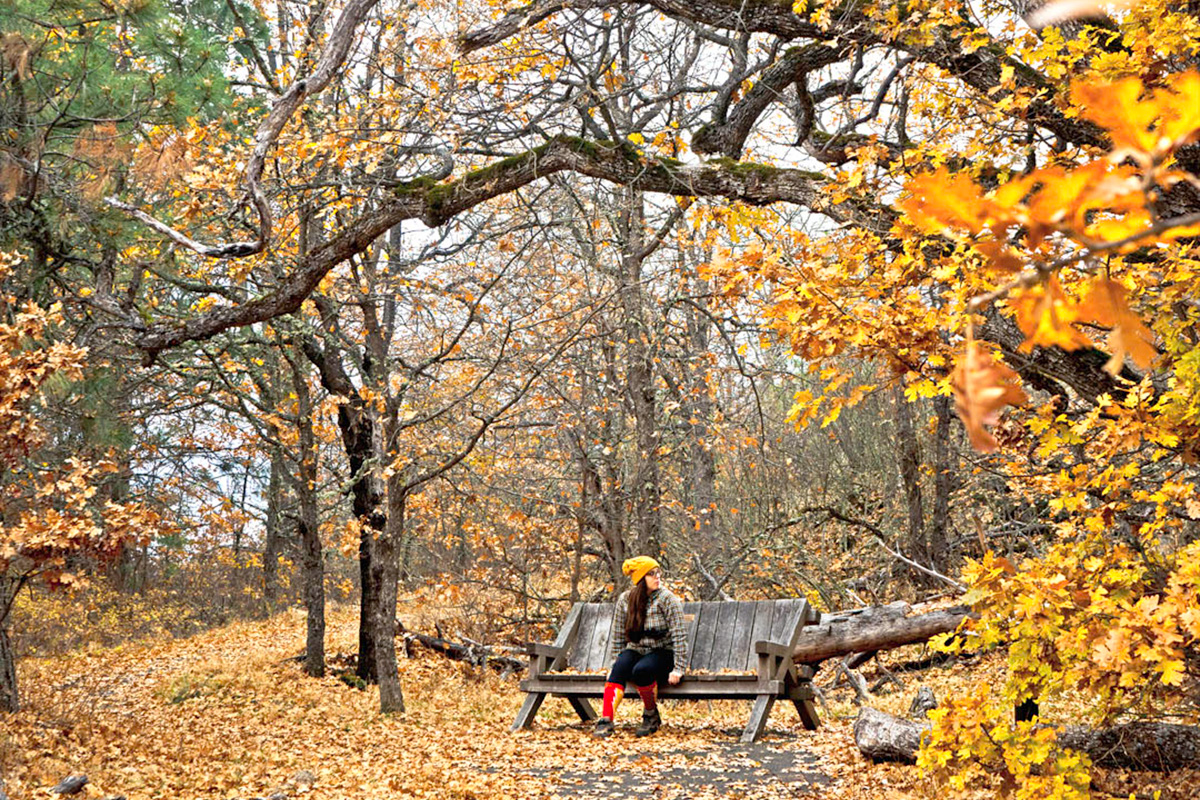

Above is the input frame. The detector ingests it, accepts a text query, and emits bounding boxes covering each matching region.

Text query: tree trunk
[1058,721,1200,771]
[792,604,970,665]
[854,706,926,763]
[684,267,720,594]
[892,387,928,579]
[577,421,625,589]
[929,395,953,573]
[335,400,385,683]
[570,510,584,604]
[0,623,16,713]
[290,351,325,678]
[374,482,405,713]
[855,706,1200,771]
[0,578,18,712]
[262,450,285,615]
[619,190,662,560]
[397,622,525,674]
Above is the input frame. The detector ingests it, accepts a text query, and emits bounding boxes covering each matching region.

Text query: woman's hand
[668,671,682,685]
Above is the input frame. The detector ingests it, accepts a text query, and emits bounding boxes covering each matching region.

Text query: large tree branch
[693,43,846,158]
[132,136,837,359]
[979,307,1136,403]
[130,134,1134,413]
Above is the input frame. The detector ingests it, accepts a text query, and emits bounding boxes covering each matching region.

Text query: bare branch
[108,0,383,259]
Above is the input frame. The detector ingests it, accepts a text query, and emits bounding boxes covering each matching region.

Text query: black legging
[608,648,675,688]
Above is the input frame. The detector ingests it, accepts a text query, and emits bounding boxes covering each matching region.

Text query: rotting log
[793,603,971,666]
[854,706,1200,771]
[395,621,525,675]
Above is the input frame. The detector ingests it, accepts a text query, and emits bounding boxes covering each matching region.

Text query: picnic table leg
[795,697,820,730]
[787,671,821,730]
[567,695,598,722]
[512,692,546,730]
[741,694,776,743]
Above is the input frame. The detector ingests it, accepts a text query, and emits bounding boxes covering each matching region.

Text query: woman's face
[645,568,662,591]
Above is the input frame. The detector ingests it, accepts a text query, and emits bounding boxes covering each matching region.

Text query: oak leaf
[1009,276,1092,353]
[1076,278,1156,374]
[952,336,1027,452]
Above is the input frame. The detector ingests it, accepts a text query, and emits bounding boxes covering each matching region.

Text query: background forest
[2,0,1200,797]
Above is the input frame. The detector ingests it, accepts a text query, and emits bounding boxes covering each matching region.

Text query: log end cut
[853,706,930,764]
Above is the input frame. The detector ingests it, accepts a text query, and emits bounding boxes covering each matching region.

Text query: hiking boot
[593,717,614,738]
[634,707,661,737]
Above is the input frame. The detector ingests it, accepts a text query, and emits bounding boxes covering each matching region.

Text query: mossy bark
[0,617,17,713]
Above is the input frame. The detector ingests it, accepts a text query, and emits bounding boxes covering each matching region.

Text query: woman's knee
[608,650,638,683]
[630,663,659,687]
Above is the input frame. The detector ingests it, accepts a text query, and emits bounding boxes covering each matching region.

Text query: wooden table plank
[520,677,786,698]
[568,603,601,672]
[745,601,776,671]
[723,601,756,672]
[707,601,738,672]
[585,605,615,672]
[688,602,719,673]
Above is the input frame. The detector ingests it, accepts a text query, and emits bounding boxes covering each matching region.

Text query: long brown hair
[625,579,649,638]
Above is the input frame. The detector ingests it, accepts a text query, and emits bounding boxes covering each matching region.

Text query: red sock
[602,682,624,718]
[637,683,657,711]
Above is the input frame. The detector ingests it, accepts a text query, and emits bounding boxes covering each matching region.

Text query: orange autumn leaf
[1077,278,1157,374]
[896,167,991,235]
[1159,71,1200,150]
[1072,78,1161,155]
[974,237,1023,274]
[1009,275,1093,353]
[1072,72,1200,160]
[952,335,1027,452]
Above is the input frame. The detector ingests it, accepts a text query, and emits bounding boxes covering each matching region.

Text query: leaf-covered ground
[1,605,1186,799]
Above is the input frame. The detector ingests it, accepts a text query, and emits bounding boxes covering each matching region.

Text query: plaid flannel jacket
[609,587,689,671]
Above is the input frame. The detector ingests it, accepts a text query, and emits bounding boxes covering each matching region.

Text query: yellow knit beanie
[622,556,660,585]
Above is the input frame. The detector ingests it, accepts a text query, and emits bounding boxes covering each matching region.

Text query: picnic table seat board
[513,599,821,742]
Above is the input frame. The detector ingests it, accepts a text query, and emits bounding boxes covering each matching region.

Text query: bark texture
[1058,722,1200,771]
[0,621,17,713]
[618,191,663,560]
[261,450,285,614]
[289,348,326,678]
[302,333,384,683]
[929,395,953,572]
[892,387,927,577]
[854,706,928,764]
[791,604,970,666]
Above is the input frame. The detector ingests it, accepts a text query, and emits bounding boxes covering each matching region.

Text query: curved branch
[462,0,1105,148]
[693,43,846,158]
[108,0,383,259]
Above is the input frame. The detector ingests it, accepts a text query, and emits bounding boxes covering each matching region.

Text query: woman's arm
[664,593,688,680]
[609,593,628,663]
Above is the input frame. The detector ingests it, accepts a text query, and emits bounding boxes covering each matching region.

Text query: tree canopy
[3,0,1200,795]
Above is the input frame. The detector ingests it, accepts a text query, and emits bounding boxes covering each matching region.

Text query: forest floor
[1,603,1184,799]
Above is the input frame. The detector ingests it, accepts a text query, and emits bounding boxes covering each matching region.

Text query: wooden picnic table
[514,598,821,742]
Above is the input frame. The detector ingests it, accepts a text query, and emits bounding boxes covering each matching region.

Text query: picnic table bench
[513,598,821,742]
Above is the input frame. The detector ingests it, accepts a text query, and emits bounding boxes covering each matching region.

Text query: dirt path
[474,722,831,799]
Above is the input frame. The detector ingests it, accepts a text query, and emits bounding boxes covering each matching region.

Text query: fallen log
[854,706,928,764]
[854,705,1200,772]
[793,602,971,666]
[1059,722,1200,772]
[51,776,88,795]
[395,621,525,675]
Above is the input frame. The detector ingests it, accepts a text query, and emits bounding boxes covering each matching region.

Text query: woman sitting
[594,556,688,738]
